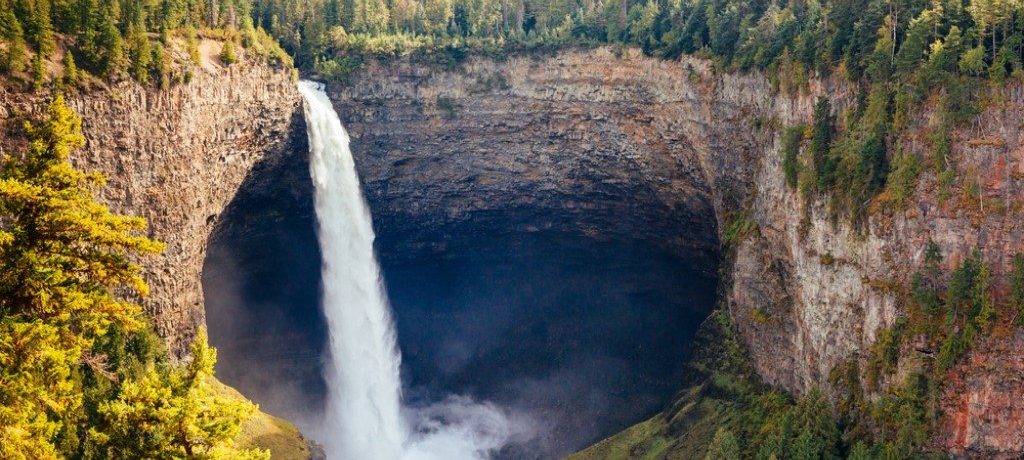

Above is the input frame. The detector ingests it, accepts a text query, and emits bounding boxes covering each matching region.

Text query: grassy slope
[211,378,320,459]
[568,310,767,460]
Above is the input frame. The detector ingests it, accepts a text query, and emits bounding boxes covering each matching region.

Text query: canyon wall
[0,59,303,357]
[328,47,1024,457]
[3,44,1020,456]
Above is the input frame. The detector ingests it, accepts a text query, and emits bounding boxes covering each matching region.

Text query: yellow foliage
[0,95,164,352]
[90,329,269,460]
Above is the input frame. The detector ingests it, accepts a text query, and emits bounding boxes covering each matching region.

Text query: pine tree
[0,321,80,460]
[2,33,29,72]
[810,96,835,190]
[185,25,201,65]
[90,329,269,459]
[0,6,28,72]
[22,0,57,56]
[0,0,22,39]
[704,428,740,459]
[0,96,164,458]
[98,11,127,78]
[151,41,169,89]
[220,39,237,65]
[30,51,44,91]
[1011,254,1024,324]
[62,50,78,86]
[354,0,392,34]
[127,27,152,82]
[0,96,163,350]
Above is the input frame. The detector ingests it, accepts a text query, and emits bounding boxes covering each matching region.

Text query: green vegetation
[0,97,269,459]
[0,0,291,89]
[721,213,758,245]
[221,39,238,65]
[781,124,805,189]
[900,244,997,373]
[569,309,936,460]
[4,0,1018,91]
[571,302,958,459]
[575,238,1023,459]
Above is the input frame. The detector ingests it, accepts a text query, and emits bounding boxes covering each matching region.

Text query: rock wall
[0,60,302,357]
[327,47,1024,457]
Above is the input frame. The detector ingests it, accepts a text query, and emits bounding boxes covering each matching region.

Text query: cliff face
[3,43,1020,456]
[327,47,1024,457]
[0,60,303,357]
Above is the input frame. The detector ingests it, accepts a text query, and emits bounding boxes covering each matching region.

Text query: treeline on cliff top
[2,0,1024,85]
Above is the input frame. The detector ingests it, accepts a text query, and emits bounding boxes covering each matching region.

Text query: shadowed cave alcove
[202,123,721,457]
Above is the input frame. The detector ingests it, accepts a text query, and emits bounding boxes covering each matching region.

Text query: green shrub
[436,95,460,117]
[959,45,986,76]
[781,125,804,189]
[881,150,920,209]
[220,40,237,65]
[62,51,77,86]
[722,215,758,245]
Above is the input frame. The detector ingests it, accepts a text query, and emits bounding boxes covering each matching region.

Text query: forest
[1,0,1023,85]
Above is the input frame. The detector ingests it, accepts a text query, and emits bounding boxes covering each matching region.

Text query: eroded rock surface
[1,61,302,356]
[328,48,1024,456]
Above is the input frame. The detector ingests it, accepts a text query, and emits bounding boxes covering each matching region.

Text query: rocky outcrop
[0,59,302,357]
[327,47,1024,456]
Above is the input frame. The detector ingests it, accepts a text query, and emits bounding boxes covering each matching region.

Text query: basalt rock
[327,47,1024,457]
[0,59,303,358]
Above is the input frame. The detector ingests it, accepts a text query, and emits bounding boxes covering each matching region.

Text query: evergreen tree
[2,33,29,72]
[0,320,80,459]
[127,26,152,82]
[220,38,237,64]
[895,10,937,75]
[1011,254,1024,324]
[0,5,28,72]
[704,427,740,459]
[30,51,44,90]
[0,96,164,457]
[151,41,169,89]
[0,0,23,39]
[353,0,391,34]
[422,0,453,35]
[959,44,987,75]
[98,9,128,78]
[185,25,201,65]
[0,96,163,349]
[810,96,835,190]
[62,50,78,85]
[90,329,268,459]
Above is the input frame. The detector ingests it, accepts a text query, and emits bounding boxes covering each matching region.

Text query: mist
[203,84,716,459]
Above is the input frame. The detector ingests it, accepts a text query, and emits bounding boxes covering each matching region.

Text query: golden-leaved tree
[0,96,266,459]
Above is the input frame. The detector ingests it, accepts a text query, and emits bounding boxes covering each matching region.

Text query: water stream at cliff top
[298,81,531,459]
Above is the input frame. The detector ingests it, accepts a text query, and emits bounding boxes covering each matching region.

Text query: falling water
[299,80,531,460]
[299,80,407,459]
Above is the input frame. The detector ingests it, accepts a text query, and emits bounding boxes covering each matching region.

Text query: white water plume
[298,80,533,460]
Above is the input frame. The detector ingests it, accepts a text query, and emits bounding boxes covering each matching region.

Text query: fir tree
[30,51,44,91]
[2,33,29,72]
[0,96,164,457]
[127,27,152,82]
[0,6,28,72]
[62,50,78,86]
[90,329,268,459]
[220,39,237,65]
[151,41,169,89]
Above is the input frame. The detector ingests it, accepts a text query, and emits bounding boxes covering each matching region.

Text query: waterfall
[299,80,530,460]
[299,81,407,459]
